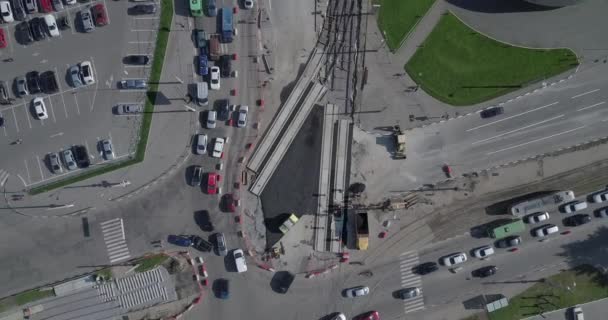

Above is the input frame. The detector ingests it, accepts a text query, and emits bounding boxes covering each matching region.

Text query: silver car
[48,152,62,173]
[15,76,28,97]
[69,65,83,87]
[101,139,114,160]
[120,79,147,89]
[51,0,63,11]
[216,232,227,256]
[345,286,369,298]
[237,105,248,128]
[62,149,77,170]
[115,104,143,115]
[80,9,95,32]
[195,133,207,155]
[23,0,36,13]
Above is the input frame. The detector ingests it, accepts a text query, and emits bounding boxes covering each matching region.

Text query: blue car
[199,54,208,76]
[167,235,192,247]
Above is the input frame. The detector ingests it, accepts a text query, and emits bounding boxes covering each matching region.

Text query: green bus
[189,0,202,17]
[487,219,525,239]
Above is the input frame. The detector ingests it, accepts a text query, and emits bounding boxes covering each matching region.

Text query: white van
[197,82,208,106]
[233,249,247,273]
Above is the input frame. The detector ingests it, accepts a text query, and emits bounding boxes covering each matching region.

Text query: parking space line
[24,102,33,129]
[55,67,70,118]
[67,10,75,35]
[84,140,95,162]
[16,174,27,187]
[89,56,99,111]
[46,96,57,123]
[10,108,19,132]
[36,155,45,181]
[23,159,32,184]
[72,93,81,115]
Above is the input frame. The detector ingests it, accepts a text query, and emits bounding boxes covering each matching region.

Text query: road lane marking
[36,155,44,181]
[571,89,599,99]
[486,126,586,155]
[577,101,606,112]
[467,101,559,132]
[472,115,565,145]
[25,103,32,129]
[11,108,19,132]
[16,174,27,187]
[72,92,81,115]
[47,96,57,123]
[89,56,99,111]
[50,132,64,138]
[54,66,69,118]
[23,159,31,184]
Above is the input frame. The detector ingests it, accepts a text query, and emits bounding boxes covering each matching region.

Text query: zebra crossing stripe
[0,170,10,187]
[101,218,131,263]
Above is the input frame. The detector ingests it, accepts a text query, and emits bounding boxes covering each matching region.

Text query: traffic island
[405,12,579,106]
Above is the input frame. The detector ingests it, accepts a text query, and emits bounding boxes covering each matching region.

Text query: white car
[62,149,77,170]
[237,105,248,128]
[212,137,224,158]
[32,98,48,119]
[44,14,60,37]
[195,133,207,155]
[64,0,76,5]
[592,190,608,203]
[562,201,588,214]
[80,61,95,85]
[533,224,559,237]
[0,1,14,23]
[345,286,369,298]
[233,249,247,273]
[209,66,220,90]
[243,0,254,9]
[472,245,495,258]
[524,211,550,224]
[571,306,584,320]
[330,314,346,320]
[442,252,467,266]
[206,110,217,129]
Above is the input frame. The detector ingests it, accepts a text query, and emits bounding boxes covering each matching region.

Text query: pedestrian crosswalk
[101,218,131,263]
[400,251,425,314]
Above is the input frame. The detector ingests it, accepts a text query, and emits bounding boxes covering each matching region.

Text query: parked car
[124,54,149,65]
[29,17,46,41]
[43,14,60,37]
[0,0,14,23]
[472,265,498,278]
[32,97,48,119]
[16,21,33,44]
[562,201,588,213]
[216,232,227,256]
[198,54,208,76]
[221,193,235,212]
[209,66,220,90]
[524,211,550,224]
[592,190,608,203]
[15,76,29,96]
[533,224,559,237]
[61,149,77,170]
[91,3,107,26]
[129,4,156,14]
[26,71,41,94]
[237,105,248,128]
[119,79,147,89]
[191,235,212,252]
[0,29,6,49]
[23,0,37,14]
[207,172,220,194]
[217,100,230,120]
[220,55,231,77]
[51,0,63,11]
[330,314,346,320]
[243,0,253,9]
[48,152,62,173]
[100,139,114,160]
[64,0,76,5]
[10,0,25,21]
[345,286,369,298]
[212,137,224,158]
[79,61,94,84]
[276,271,295,294]
[472,245,495,258]
[571,305,584,320]
[495,235,521,248]
[115,104,143,115]
[191,165,202,186]
[68,65,83,87]
[413,262,438,275]
[397,287,420,300]
[563,214,591,227]
[595,207,608,218]
[167,235,192,247]
[354,311,380,320]
[79,9,94,32]
[480,106,504,118]
[40,71,58,93]
[233,249,247,272]
[194,29,206,49]
[206,0,216,16]
[0,80,10,105]
[442,252,467,266]
[215,278,229,299]
[195,133,207,155]
[72,145,90,168]
[39,0,52,13]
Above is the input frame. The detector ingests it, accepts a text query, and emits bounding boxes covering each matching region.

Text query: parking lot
[0,0,160,188]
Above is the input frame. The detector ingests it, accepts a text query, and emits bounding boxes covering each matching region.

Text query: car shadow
[224,250,237,272]
[193,210,214,232]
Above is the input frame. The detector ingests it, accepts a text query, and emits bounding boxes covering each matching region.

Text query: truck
[209,34,220,61]
[487,219,525,239]
[220,7,233,43]
[510,191,575,217]
[392,125,406,159]
[356,212,369,250]
[279,214,299,234]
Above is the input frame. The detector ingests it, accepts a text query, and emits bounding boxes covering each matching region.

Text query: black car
[480,107,504,119]
[29,18,46,41]
[472,265,497,278]
[26,71,42,94]
[16,21,33,44]
[563,213,591,227]
[124,55,150,65]
[11,0,27,21]
[276,272,295,294]
[217,99,230,121]
[0,116,4,127]
[412,262,438,275]
[0,81,10,105]
[215,278,229,299]
[129,4,156,15]
[72,145,90,168]
[40,71,59,94]
[219,55,231,78]
[190,235,212,252]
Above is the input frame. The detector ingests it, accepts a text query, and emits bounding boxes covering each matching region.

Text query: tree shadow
[559,226,608,287]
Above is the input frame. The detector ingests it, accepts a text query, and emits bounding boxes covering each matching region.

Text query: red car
[92,4,108,26]
[0,29,6,49]
[356,311,380,320]
[39,0,53,13]
[222,194,236,212]
[207,173,221,194]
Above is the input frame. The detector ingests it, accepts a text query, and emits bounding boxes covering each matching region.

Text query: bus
[487,219,525,239]
[220,7,233,43]
[509,191,575,217]
[189,0,202,17]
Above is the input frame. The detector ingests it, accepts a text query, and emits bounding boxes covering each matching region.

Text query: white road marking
[50,132,64,138]
[36,155,44,180]
[571,89,599,99]
[47,96,57,123]
[25,103,32,129]
[577,101,606,112]
[23,159,31,184]
[123,70,129,75]
[16,174,27,187]
[72,92,81,115]
[54,66,70,118]
[11,108,19,132]
[486,126,587,155]
[467,101,559,132]
[89,56,99,111]
[472,115,565,145]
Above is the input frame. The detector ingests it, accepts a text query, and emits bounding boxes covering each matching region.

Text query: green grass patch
[96,268,113,280]
[377,0,436,50]
[489,265,608,320]
[135,254,169,273]
[29,0,174,195]
[14,289,55,305]
[405,13,578,106]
